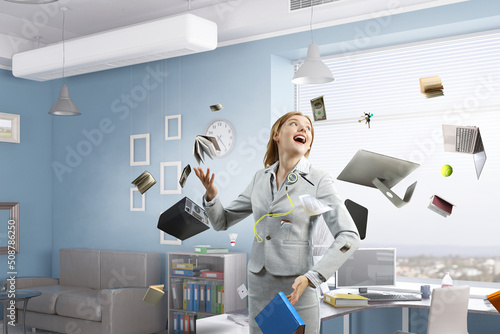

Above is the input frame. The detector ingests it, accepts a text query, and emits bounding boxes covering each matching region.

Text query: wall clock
[204,119,235,157]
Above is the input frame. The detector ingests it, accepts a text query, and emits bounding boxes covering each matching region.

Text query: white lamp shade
[292,43,334,85]
[49,84,81,116]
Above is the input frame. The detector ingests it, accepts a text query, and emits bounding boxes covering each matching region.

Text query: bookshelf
[167,251,247,334]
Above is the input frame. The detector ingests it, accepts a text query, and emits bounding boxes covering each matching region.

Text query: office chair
[393,285,470,334]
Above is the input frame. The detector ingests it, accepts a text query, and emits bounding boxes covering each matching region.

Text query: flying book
[323,292,369,307]
[428,195,455,217]
[142,284,165,306]
[194,245,228,254]
[487,290,500,313]
[255,292,305,334]
[193,135,220,165]
[419,76,444,97]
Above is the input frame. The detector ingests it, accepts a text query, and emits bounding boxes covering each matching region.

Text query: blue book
[173,313,179,334]
[193,283,200,312]
[206,284,211,313]
[186,283,193,311]
[255,292,305,334]
[179,314,184,334]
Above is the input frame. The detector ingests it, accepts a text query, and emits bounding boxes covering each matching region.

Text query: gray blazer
[205,160,360,281]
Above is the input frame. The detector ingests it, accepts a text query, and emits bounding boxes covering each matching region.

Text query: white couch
[15,248,167,334]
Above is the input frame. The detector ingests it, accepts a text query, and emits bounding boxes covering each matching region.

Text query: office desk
[320,296,499,334]
[196,314,249,334]
[196,297,498,334]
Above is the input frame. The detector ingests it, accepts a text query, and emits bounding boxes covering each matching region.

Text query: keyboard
[456,127,475,153]
[360,292,422,302]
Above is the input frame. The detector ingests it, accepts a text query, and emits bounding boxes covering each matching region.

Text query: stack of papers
[193,135,220,164]
[323,292,369,307]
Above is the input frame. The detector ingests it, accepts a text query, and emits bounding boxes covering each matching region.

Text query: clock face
[204,119,235,157]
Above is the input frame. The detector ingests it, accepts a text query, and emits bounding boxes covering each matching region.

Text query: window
[301,30,500,284]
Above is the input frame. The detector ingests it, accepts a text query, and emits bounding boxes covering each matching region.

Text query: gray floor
[0,321,168,334]
[0,321,57,333]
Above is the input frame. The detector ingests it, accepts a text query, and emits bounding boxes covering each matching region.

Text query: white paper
[299,194,332,216]
[237,284,248,299]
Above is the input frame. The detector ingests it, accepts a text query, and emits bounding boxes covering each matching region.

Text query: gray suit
[204,160,360,333]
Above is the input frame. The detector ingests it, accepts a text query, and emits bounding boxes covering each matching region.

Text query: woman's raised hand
[193,167,218,201]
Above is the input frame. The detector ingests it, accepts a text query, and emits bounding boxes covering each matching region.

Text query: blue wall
[0,70,53,279]
[2,0,500,332]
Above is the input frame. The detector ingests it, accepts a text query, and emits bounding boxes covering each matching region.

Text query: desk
[320,296,499,334]
[196,314,249,334]
[0,290,41,334]
[196,296,498,334]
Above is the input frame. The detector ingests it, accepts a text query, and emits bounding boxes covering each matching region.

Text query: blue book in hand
[255,292,305,334]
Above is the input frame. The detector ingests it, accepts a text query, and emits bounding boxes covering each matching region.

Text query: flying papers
[193,135,220,164]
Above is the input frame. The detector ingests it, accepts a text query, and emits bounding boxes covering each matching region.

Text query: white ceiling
[0,0,467,70]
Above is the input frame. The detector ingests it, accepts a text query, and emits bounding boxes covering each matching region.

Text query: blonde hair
[263,111,314,167]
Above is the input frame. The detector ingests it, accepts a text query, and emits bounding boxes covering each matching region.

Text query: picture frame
[129,188,145,212]
[0,112,20,143]
[160,161,182,195]
[0,202,20,254]
[165,115,181,140]
[130,134,150,166]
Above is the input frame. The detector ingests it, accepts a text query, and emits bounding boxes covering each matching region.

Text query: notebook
[442,124,486,179]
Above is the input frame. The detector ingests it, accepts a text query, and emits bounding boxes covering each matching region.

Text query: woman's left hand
[287,275,310,305]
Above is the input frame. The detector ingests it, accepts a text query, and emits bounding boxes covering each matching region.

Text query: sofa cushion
[16,285,92,314]
[100,250,160,289]
[59,248,101,290]
[55,289,102,322]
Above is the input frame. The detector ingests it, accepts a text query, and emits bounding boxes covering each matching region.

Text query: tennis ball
[441,164,453,177]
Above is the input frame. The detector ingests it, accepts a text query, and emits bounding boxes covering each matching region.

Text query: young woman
[194,111,360,333]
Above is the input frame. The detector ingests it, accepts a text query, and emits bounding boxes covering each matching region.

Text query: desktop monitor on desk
[335,248,396,292]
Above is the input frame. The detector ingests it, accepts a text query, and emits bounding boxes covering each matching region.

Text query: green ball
[441,164,453,177]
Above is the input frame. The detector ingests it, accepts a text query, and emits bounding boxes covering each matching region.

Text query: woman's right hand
[193,167,218,201]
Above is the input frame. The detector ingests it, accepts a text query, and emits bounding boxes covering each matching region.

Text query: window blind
[299,30,500,282]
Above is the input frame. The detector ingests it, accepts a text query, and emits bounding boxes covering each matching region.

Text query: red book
[428,195,454,217]
[201,271,224,279]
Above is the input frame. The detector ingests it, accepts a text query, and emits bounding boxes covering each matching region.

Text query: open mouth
[293,134,306,144]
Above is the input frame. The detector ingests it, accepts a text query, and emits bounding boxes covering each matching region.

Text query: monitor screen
[336,248,396,289]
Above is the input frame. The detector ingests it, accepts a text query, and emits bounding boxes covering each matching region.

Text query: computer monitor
[335,248,396,290]
[337,150,420,208]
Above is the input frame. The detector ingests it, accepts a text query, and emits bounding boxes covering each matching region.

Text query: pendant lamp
[49,7,80,116]
[292,4,334,85]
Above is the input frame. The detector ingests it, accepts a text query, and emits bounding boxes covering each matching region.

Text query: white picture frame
[130,134,150,166]
[165,115,181,140]
[160,161,182,195]
[129,188,145,211]
[0,112,20,144]
[160,231,182,245]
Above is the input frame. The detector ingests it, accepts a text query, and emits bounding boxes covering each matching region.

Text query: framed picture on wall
[0,112,20,143]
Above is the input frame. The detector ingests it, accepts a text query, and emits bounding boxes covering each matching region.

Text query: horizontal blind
[298,31,500,121]
[297,30,500,280]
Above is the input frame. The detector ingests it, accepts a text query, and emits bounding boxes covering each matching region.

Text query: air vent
[290,0,342,11]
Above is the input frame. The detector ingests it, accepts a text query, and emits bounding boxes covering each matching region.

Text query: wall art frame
[0,202,20,254]
[0,112,20,144]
